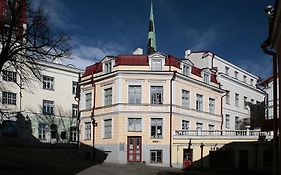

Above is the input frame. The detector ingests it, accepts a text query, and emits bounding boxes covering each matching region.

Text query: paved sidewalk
[77,163,182,175]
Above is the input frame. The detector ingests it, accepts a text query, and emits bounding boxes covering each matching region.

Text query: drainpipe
[75,73,81,151]
[91,73,96,160]
[261,42,278,175]
[220,90,229,130]
[169,71,176,167]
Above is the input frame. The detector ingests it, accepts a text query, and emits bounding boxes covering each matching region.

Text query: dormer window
[183,64,190,76]
[104,61,112,74]
[151,59,162,71]
[203,73,210,84]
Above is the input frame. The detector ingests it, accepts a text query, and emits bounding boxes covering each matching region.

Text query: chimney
[185,49,191,59]
[133,48,143,55]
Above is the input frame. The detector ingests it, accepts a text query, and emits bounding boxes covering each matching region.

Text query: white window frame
[150,86,163,104]
[43,100,54,115]
[72,81,77,94]
[84,122,91,140]
[196,122,203,135]
[104,88,112,106]
[235,93,239,107]
[209,98,215,114]
[128,85,141,104]
[182,120,189,130]
[2,70,17,82]
[104,61,112,74]
[38,123,47,140]
[196,94,203,111]
[72,104,78,118]
[182,64,190,76]
[151,118,163,139]
[150,150,162,163]
[70,126,78,142]
[2,91,16,105]
[225,114,230,129]
[244,96,248,109]
[203,72,210,84]
[235,116,239,130]
[43,75,54,90]
[182,89,190,108]
[128,118,142,132]
[85,92,92,109]
[151,59,162,71]
[104,119,112,139]
[225,93,230,104]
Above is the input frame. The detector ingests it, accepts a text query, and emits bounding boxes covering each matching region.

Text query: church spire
[147,1,156,55]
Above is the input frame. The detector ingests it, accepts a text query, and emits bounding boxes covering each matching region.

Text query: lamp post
[200,143,204,169]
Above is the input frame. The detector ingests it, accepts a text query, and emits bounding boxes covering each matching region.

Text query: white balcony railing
[173,130,272,138]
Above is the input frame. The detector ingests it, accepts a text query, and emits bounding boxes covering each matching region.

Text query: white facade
[0,61,82,144]
[188,51,265,130]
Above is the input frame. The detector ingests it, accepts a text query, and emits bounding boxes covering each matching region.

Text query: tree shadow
[0,112,108,175]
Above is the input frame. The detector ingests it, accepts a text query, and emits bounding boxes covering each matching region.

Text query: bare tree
[0,0,71,84]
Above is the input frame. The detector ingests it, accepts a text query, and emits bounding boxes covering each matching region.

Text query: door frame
[127,136,142,163]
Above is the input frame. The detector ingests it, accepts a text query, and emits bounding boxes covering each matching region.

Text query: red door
[127,136,142,162]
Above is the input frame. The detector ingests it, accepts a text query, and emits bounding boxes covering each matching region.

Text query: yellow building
[79,51,226,167]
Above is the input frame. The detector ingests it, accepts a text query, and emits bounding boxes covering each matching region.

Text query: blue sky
[40,0,275,79]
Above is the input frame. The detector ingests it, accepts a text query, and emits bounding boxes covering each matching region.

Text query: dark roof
[211,74,219,84]
[115,55,149,66]
[83,63,102,77]
[191,66,202,77]
[165,55,180,68]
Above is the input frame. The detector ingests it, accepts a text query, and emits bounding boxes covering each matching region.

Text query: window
[38,123,47,140]
[85,93,92,109]
[234,71,238,79]
[250,79,254,86]
[151,86,163,104]
[243,75,247,83]
[50,124,57,138]
[43,76,54,90]
[72,81,77,94]
[150,150,162,163]
[128,118,142,132]
[196,94,203,111]
[84,122,91,140]
[209,124,215,135]
[235,116,239,130]
[196,122,203,135]
[225,114,230,129]
[151,118,163,138]
[72,104,78,118]
[104,88,112,106]
[151,59,162,71]
[203,72,210,84]
[104,61,112,74]
[225,66,229,75]
[43,100,54,115]
[225,93,230,104]
[251,99,255,104]
[209,98,215,114]
[2,91,16,105]
[104,119,112,138]
[182,89,190,107]
[183,64,190,76]
[128,85,141,104]
[244,96,248,109]
[235,93,239,107]
[182,120,189,130]
[61,131,67,140]
[2,70,17,82]
[70,126,78,142]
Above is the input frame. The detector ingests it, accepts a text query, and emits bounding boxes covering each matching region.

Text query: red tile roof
[191,66,202,77]
[166,55,180,68]
[115,55,149,66]
[83,63,103,77]
[211,74,219,84]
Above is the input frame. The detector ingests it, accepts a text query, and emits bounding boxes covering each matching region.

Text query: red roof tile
[115,55,149,66]
[211,74,219,84]
[191,66,202,77]
[83,63,103,77]
[166,55,180,68]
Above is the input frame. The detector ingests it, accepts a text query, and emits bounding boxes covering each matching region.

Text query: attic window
[151,59,162,71]
[104,61,112,74]
[183,64,190,76]
[203,72,210,84]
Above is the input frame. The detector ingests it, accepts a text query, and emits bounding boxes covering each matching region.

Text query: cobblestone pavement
[76,163,183,175]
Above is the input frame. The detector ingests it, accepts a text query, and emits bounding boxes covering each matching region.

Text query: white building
[0,61,82,144]
[187,50,265,130]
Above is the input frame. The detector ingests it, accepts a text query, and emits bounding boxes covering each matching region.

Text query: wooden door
[127,136,142,162]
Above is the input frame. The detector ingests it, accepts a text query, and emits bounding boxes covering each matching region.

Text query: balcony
[173,130,273,140]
